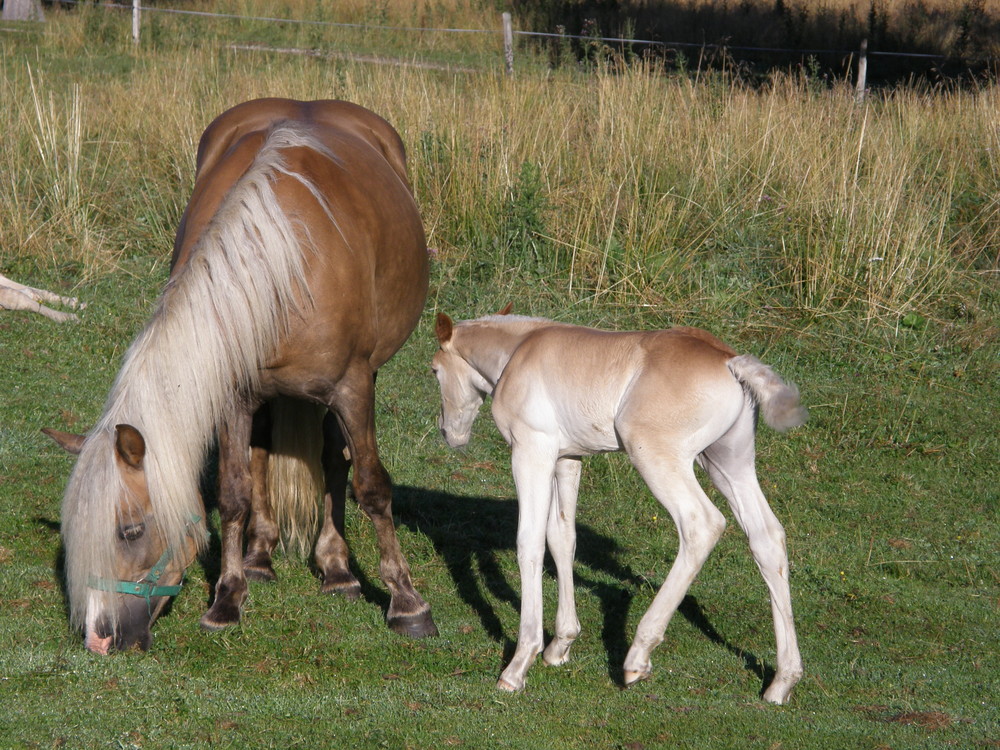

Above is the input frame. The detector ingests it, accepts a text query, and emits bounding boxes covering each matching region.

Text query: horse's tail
[267,397,326,556]
[726,355,808,432]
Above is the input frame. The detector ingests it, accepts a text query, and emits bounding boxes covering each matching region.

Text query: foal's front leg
[498,441,559,691]
[201,406,256,629]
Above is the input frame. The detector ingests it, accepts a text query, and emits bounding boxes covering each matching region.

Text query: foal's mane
[61,124,333,628]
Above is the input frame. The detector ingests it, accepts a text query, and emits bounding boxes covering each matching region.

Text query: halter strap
[87,514,206,614]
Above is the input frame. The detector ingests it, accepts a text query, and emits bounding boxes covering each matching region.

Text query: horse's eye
[118,523,146,542]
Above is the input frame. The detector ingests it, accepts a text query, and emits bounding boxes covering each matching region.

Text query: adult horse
[47,98,437,653]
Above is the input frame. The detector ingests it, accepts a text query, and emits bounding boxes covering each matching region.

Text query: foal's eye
[118,523,146,542]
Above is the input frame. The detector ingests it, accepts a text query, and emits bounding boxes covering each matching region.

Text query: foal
[432,309,807,704]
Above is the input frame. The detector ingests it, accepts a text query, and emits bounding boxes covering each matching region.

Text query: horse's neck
[460,317,551,386]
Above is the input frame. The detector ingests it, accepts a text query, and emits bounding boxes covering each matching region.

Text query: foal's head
[432,313,493,449]
[45,425,204,654]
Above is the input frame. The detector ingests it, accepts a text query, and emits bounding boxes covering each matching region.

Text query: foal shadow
[391,485,771,690]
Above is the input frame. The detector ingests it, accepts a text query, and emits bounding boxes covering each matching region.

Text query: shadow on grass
[391,485,771,692]
[38,481,773,694]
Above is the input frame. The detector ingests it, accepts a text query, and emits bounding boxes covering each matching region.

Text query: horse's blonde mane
[61,124,332,629]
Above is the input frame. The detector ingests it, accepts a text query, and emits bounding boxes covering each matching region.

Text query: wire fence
[26,0,954,91]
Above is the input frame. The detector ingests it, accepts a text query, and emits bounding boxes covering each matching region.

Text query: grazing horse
[431,308,807,704]
[47,98,437,653]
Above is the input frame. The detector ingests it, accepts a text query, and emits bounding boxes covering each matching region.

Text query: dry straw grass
[1,2,996,322]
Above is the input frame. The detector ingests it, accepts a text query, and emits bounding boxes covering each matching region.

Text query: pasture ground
[1,5,998,749]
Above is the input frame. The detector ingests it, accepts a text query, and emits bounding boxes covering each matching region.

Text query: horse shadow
[388,484,773,691]
[36,478,772,691]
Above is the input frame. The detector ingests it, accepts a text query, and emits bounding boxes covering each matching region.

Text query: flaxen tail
[267,397,327,556]
[727,355,808,432]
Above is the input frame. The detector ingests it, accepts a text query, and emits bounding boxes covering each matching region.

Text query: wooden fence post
[502,12,514,76]
[855,39,868,104]
[132,0,141,45]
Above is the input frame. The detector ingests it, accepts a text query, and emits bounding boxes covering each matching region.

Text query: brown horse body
[51,99,436,652]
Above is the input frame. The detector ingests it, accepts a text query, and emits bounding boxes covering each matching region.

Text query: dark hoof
[199,608,240,631]
[243,564,277,582]
[388,609,439,639]
[321,580,362,601]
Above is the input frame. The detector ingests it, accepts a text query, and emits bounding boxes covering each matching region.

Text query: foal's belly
[557,409,622,456]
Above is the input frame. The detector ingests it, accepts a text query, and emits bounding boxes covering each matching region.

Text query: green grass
[1,5,998,749]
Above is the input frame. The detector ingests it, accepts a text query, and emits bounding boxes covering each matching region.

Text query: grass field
[1,4,997,748]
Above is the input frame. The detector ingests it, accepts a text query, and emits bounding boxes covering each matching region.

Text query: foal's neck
[458,315,554,386]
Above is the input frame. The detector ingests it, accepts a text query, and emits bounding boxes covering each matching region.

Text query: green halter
[87,514,206,614]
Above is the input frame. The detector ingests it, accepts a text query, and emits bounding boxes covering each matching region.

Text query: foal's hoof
[623,669,651,687]
[496,677,522,692]
[387,609,439,639]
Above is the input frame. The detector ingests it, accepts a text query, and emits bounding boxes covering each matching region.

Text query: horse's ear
[114,424,146,470]
[42,428,85,455]
[435,313,453,345]
[497,302,513,315]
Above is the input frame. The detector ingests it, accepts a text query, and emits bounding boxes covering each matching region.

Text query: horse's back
[172,98,428,383]
[194,98,409,185]
[172,99,415,271]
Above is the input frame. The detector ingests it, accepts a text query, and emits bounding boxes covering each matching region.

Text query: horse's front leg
[498,441,558,691]
[200,405,256,629]
[542,456,582,667]
[314,412,361,599]
[330,367,437,637]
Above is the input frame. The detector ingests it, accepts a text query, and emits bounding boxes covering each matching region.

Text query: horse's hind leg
[314,413,362,600]
[700,417,803,704]
[620,448,727,687]
[542,456,582,668]
[243,404,279,581]
[329,367,437,638]
[201,405,256,629]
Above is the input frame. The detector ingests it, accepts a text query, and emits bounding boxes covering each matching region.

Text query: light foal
[432,308,807,704]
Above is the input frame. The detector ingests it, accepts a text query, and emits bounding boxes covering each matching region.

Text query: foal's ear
[114,424,146,470]
[496,302,513,315]
[435,313,453,344]
[42,427,86,456]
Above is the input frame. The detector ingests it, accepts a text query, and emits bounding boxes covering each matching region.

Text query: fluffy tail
[726,354,808,432]
[267,397,327,556]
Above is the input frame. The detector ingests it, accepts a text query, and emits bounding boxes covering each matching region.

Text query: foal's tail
[727,355,808,432]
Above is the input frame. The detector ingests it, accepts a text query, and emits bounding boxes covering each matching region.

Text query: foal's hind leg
[542,457,582,667]
[329,367,437,638]
[201,405,256,629]
[314,413,362,600]
[700,420,803,704]
[621,449,727,687]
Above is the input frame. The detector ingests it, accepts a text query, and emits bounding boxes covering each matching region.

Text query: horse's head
[432,313,493,449]
[45,425,205,654]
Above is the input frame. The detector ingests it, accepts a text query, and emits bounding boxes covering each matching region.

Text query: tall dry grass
[1,4,996,324]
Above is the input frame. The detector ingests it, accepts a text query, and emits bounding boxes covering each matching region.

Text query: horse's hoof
[243,565,277,582]
[199,603,242,631]
[387,610,439,639]
[622,669,650,687]
[320,580,362,601]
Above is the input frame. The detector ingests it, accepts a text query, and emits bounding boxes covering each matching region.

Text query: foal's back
[492,325,747,456]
